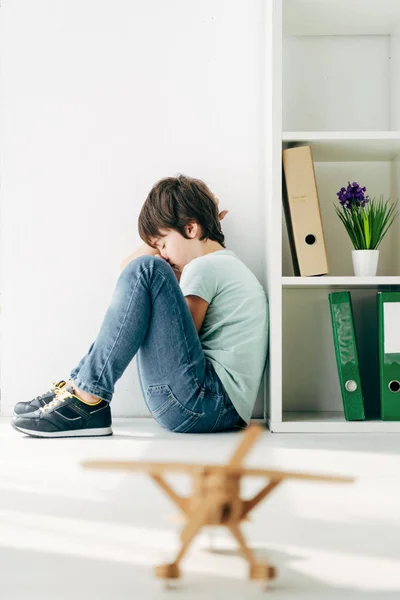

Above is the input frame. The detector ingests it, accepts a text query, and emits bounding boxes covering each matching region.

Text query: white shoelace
[40,388,73,413]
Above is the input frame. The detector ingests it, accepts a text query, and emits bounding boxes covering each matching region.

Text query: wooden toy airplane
[82,423,354,586]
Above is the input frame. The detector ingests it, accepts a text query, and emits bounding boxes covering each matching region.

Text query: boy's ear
[186,221,199,239]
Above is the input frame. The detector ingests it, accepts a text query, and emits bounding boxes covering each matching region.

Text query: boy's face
[151,222,199,271]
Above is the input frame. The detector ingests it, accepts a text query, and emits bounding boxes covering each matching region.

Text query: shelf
[284,0,400,36]
[269,412,400,433]
[282,277,400,289]
[282,132,400,161]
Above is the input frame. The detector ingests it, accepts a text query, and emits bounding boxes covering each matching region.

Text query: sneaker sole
[12,423,113,438]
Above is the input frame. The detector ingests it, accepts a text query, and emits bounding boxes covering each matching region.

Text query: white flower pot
[352,249,379,276]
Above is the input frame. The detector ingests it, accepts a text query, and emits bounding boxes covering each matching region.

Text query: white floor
[1,418,400,599]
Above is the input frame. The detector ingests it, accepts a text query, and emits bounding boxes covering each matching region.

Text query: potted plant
[335,181,399,276]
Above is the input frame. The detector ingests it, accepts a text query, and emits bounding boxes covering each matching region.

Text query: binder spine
[329,292,365,421]
[282,145,329,277]
[378,292,400,420]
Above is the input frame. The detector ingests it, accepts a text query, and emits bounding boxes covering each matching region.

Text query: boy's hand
[213,196,228,222]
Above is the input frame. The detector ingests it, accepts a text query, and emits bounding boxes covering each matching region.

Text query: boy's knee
[121,254,171,278]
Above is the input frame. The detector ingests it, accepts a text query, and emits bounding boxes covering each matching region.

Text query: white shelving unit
[265,0,400,432]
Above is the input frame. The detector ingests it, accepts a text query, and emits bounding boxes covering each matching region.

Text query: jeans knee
[120,255,155,279]
[123,254,171,272]
[119,255,175,291]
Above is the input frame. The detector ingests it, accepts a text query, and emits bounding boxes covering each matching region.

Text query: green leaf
[334,195,399,250]
[363,211,371,249]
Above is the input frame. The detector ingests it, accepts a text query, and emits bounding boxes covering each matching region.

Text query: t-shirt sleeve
[179,258,218,304]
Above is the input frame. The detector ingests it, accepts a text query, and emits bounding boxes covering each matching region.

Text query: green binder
[378,292,400,420]
[329,292,365,421]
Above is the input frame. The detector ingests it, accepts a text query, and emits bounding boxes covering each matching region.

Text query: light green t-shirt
[179,249,269,424]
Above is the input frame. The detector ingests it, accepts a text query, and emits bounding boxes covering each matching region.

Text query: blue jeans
[70,255,246,433]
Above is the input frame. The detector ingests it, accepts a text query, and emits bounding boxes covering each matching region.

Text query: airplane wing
[81,460,353,484]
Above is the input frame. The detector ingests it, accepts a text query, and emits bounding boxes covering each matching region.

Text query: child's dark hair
[138,174,226,249]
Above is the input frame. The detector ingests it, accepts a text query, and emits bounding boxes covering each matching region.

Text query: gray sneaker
[13,380,68,416]
[12,387,112,438]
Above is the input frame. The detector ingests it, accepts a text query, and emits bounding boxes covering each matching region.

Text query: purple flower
[336,181,370,210]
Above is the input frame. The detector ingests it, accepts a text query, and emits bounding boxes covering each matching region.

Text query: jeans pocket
[145,384,204,433]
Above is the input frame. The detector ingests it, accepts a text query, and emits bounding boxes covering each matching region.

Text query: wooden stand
[82,424,353,586]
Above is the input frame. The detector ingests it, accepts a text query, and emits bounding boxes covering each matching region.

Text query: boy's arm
[120,243,182,283]
[120,243,159,271]
[185,295,209,333]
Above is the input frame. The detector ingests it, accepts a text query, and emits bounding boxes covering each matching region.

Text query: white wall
[391,19,400,129]
[0,0,267,417]
[283,34,391,132]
